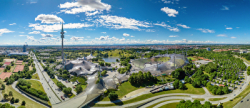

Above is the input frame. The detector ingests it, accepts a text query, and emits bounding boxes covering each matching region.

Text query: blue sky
[1,0,250,45]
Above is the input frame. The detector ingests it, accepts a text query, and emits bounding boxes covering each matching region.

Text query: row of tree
[128,71,158,86]
[17,79,49,101]
[176,100,219,108]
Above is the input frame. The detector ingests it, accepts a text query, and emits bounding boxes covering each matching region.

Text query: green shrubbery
[17,79,49,101]
[129,71,157,86]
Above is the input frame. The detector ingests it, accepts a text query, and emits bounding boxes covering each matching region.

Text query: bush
[21,101,26,106]
[10,97,15,103]
[75,85,83,94]
[15,98,19,103]
[108,92,118,101]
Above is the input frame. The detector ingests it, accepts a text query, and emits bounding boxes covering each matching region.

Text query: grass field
[101,81,141,101]
[147,100,182,108]
[28,80,45,93]
[209,97,226,101]
[155,57,170,62]
[192,98,205,101]
[223,82,250,108]
[31,73,40,80]
[159,102,179,108]
[2,85,46,108]
[187,57,197,61]
[93,84,205,107]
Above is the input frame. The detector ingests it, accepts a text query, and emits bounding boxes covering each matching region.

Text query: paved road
[12,81,48,108]
[31,52,62,104]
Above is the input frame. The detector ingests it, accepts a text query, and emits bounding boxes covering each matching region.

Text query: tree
[15,98,19,103]
[184,76,189,83]
[203,101,212,108]
[62,74,68,79]
[4,94,8,100]
[63,87,72,95]
[222,86,229,94]
[10,97,15,103]
[2,84,5,90]
[101,70,107,76]
[171,68,186,79]
[173,79,180,89]
[108,92,118,101]
[21,101,26,106]
[75,85,83,94]
[9,91,13,97]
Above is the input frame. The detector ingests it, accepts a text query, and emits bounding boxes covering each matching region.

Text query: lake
[103,57,120,62]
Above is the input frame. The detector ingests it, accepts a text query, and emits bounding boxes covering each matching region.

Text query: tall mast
[61,23,65,69]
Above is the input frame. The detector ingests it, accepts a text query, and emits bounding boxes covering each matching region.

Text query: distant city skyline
[1,0,250,45]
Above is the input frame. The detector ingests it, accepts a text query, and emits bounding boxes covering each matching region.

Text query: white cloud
[221,5,229,10]
[231,36,236,39]
[9,23,16,25]
[197,28,215,33]
[0,28,14,36]
[28,31,40,34]
[71,36,84,41]
[19,32,25,33]
[177,24,190,28]
[35,14,64,24]
[123,33,130,37]
[59,0,111,15]
[87,36,91,38]
[131,36,134,37]
[217,34,227,37]
[161,7,178,17]
[154,22,167,27]
[41,34,54,37]
[95,35,109,40]
[120,37,125,41]
[29,23,93,32]
[169,35,178,37]
[154,22,179,32]
[19,35,29,37]
[226,27,232,30]
[27,36,36,41]
[101,32,106,34]
[94,15,151,30]
[146,29,155,32]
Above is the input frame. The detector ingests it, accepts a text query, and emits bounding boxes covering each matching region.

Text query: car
[241,100,243,103]
[247,99,249,101]
[61,96,65,100]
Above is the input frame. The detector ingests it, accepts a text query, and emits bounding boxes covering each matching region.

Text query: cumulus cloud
[27,36,36,41]
[41,34,54,37]
[217,34,227,37]
[161,7,178,17]
[231,36,236,39]
[94,15,151,30]
[177,24,190,28]
[221,5,229,10]
[35,14,64,24]
[123,33,130,37]
[131,36,134,37]
[28,31,40,34]
[197,28,215,33]
[9,23,16,25]
[101,32,106,34]
[59,0,111,15]
[29,23,93,32]
[19,35,29,37]
[71,36,84,41]
[169,35,178,37]
[95,35,109,40]
[0,28,14,36]
[226,27,232,30]
[120,37,125,41]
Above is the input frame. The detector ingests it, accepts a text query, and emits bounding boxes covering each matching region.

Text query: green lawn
[209,97,226,101]
[155,57,170,62]
[101,81,141,101]
[223,83,250,108]
[2,85,46,108]
[187,57,196,61]
[192,98,205,101]
[147,100,182,108]
[31,73,40,80]
[93,84,205,107]
[28,80,45,92]
[159,102,179,108]
[52,78,60,85]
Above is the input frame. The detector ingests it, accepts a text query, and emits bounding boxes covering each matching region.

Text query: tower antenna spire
[61,22,65,69]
